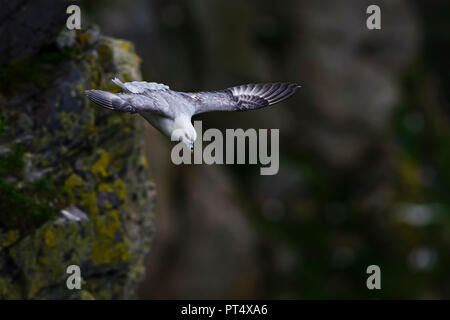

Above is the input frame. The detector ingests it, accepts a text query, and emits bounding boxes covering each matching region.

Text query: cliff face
[0,1,155,299]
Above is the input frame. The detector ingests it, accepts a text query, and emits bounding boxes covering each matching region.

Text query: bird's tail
[111,78,129,92]
[84,90,136,113]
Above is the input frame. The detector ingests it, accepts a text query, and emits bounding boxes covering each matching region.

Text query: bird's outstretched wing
[85,78,173,116]
[188,83,300,115]
[84,90,171,117]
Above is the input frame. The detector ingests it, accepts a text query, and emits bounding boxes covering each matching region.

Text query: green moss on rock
[0,28,155,300]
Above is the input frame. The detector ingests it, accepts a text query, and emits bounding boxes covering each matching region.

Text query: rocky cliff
[0,1,155,299]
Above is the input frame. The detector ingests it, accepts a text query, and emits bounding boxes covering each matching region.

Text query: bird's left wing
[188,82,300,115]
[85,78,173,116]
[84,90,171,117]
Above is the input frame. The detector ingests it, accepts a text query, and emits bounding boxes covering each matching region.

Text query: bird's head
[172,117,197,152]
[178,129,196,152]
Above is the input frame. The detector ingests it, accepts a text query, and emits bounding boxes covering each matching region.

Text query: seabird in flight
[85,78,300,150]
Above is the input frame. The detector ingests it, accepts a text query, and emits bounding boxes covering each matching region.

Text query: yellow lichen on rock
[1,230,19,248]
[92,150,111,178]
[44,227,57,247]
[0,25,154,300]
[91,209,132,265]
[80,290,96,300]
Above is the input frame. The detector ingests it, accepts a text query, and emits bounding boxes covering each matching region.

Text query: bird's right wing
[189,83,300,115]
[84,90,171,117]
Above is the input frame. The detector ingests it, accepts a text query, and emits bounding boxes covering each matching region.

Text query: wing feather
[84,90,170,117]
[190,82,300,115]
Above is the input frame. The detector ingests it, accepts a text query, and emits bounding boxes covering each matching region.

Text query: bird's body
[85,78,300,150]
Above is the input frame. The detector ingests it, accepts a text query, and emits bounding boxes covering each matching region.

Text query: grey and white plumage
[85,78,300,150]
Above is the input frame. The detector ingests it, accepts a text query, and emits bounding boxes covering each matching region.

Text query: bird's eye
[178,136,183,142]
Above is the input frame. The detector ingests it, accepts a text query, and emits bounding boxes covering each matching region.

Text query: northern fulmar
[85,79,300,150]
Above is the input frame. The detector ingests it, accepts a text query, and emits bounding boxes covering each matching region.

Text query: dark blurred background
[83,0,450,299]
